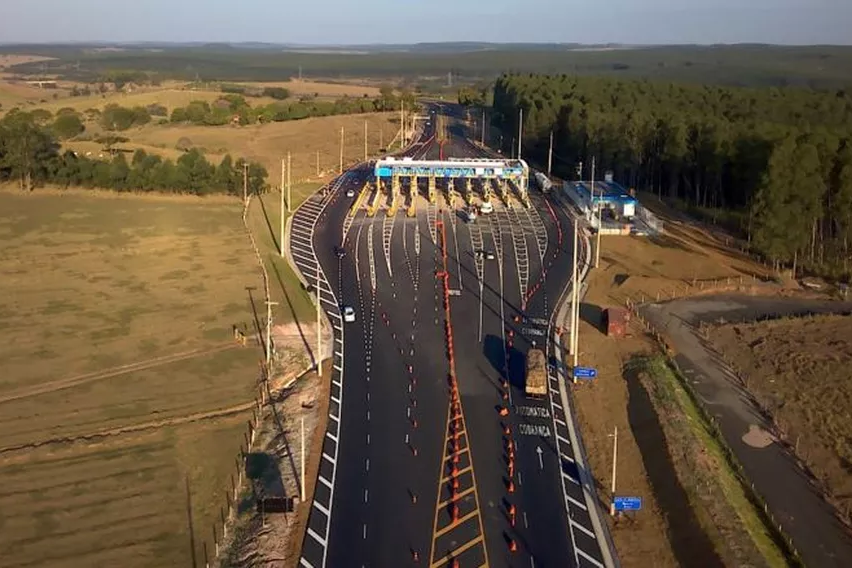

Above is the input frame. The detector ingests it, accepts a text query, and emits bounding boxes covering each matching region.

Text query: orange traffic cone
[413,550,420,562]
[499,407,509,417]
[509,539,518,552]
[508,479,515,493]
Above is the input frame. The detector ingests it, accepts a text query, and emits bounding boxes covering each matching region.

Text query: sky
[1,0,850,45]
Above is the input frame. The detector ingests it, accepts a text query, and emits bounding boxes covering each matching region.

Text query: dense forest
[6,44,852,89]
[0,110,268,195]
[490,74,852,278]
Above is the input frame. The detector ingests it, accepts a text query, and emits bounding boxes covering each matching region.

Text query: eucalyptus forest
[491,74,852,277]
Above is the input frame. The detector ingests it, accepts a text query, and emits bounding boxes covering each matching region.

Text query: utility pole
[364,120,368,161]
[570,223,579,372]
[517,107,523,161]
[547,131,554,177]
[511,137,515,159]
[279,157,285,258]
[379,127,384,151]
[300,416,306,501]
[481,109,486,146]
[316,150,320,178]
[287,152,292,213]
[242,162,248,204]
[316,261,322,376]
[610,426,618,516]
[339,127,344,174]
[592,156,602,268]
[400,99,405,148]
[265,300,278,368]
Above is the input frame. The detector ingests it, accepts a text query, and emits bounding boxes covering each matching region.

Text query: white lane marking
[561,470,580,485]
[313,500,330,516]
[329,413,339,423]
[571,519,597,539]
[556,433,571,445]
[367,433,370,445]
[364,489,369,503]
[555,417,567,427]
[517,471,523,486]
[322,453,336,465]
[577,547,605,567]
[363,523,367,540]
[335,337,343,345]
[300,557,315,568]
[334,364,343,372]
[561,452,576,464]
[318,476,333,489]
[326,431,338,443]
[365,458,370,472]
[331,395,341,405]
[307,527,326,546]
[523,511,529,529]
[567,494,588,511]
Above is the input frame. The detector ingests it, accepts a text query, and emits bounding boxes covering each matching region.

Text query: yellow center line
[440,465,472,484]
[437,485,476,508]
[442,447,470,463]
[434,510,478,539]
[430,535,485,568]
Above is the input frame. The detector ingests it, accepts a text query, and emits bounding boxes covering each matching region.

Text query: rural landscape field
[2,14,852,567]
[0,189,264,567]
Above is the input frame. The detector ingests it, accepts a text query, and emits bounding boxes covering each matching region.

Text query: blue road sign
[614,496,642,512]
[573,366,598,379]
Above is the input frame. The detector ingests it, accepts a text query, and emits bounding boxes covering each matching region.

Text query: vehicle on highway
[334,246,346,259]
[485,250,496,260]
[525,347,547,397]
[343,306,356,323]
[464,209,477,223]
[479,201,494,214]
[345,188,355,198]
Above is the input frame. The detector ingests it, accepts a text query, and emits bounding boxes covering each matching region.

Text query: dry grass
[570,197,777,567]
[0,188,266,568]
[0,55,55,68]
[240,79,381,99]
[124,112,398,182]
[26,87,279,117]
[709,314,852,523]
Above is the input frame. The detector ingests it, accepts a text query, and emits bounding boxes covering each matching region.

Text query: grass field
[709,314,852,523]
[0,188,265,568]
[77,112,399,182]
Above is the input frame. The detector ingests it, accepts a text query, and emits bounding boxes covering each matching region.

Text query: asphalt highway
[298,111,607,567]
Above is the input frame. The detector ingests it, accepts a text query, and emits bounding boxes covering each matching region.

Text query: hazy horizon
[1,0,850,46]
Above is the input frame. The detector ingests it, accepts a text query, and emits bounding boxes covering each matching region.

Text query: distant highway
[292,107,611,567]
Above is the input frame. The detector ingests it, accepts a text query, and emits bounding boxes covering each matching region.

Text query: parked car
[346,189,355,198]
[485,251,496,260]
[480,201,494,214]
[343,306,356,323]
[334,246,346,259]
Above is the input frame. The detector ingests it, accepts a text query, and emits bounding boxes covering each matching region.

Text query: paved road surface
[296,111,611,567]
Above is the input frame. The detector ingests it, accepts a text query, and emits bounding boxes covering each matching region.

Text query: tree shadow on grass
[255,192,280,254]
[623,361,724,568]
[269,259,315,367]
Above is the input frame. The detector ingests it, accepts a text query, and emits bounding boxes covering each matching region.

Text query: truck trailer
[525,348,547,397]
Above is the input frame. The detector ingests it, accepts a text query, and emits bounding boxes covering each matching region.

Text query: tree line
[169,87,415,127]
[0,110,267,195]
[490,74,852,278]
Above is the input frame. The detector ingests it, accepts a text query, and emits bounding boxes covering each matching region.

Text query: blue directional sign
[572,366,598,379]
[614,496,642,512]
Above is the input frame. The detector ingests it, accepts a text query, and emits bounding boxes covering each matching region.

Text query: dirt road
[641,295,852,568]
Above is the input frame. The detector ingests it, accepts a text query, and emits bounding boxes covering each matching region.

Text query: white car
[480,201,494,214]
[485,251,496,260]
[343,306,356,323]
[346,189,355,198]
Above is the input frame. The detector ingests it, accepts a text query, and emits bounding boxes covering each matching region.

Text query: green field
[0,189,266,567]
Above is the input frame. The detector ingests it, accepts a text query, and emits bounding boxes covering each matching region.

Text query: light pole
[517,107,523,160]
[339,127,344,174]
[287,152,292,213]
[265,300,278,368]
[280,157,285,258]
[316,261,322,376]
[547,131,553,177]
[609,426,618,516]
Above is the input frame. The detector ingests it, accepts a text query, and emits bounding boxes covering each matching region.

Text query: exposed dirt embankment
[710,313,852,524]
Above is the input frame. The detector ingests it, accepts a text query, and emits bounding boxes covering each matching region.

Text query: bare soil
[709,314,852,523]
[571,197,789,567]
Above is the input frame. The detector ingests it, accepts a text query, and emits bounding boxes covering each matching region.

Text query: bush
[53,114,85,140]
[263,87,290,100]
